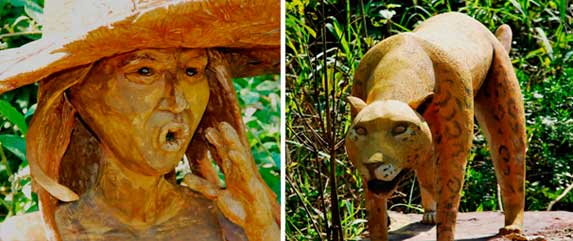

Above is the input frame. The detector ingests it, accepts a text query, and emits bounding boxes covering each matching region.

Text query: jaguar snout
[366,169,410,195]
[364,153,402,181]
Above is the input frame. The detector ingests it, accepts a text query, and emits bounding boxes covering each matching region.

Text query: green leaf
[259,167,280,201]
[0,134,26,161]
[23,0,42,24]
[0,100,28,134]
[0,0,6,13]
[9,0,26,7]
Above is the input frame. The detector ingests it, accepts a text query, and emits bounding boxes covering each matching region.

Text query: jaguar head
[345,97,433,196]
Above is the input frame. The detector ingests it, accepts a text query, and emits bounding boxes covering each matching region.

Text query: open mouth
[158,123,190,152]
[367,169,410,195]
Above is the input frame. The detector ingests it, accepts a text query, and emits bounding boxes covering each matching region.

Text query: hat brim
[0,1,279,94]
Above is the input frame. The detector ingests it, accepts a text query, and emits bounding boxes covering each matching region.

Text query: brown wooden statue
[0,1,280,241]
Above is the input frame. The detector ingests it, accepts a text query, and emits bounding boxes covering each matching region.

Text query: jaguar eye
[137,67,153,76]
[186,67,197,77]
[391,123,408,136]
[355,126,367,136]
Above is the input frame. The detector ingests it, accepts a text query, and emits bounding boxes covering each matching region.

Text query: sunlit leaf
[0,135,26,162]
[0,100,28,134]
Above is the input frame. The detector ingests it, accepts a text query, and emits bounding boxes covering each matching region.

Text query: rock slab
[377,211,573,241]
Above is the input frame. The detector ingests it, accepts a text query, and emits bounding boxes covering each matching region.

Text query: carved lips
[158,122,190,152]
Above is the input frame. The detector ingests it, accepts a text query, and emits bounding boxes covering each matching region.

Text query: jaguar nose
[365,152,383,163]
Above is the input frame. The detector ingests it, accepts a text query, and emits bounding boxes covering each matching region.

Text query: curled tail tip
[495,24,513,52]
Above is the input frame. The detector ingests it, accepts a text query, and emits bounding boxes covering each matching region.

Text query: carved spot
[496,82,507,96]
[493,104,506,121]
[446,177,461,193]
[450,143,466,159]
[436,91,452,107]
[511,121,522,133]
[497,128,504,136]
[455,98,463,110]
[464,86,472,95]
[435,134,442,144]
[441,107,457,121]
[503,166,510,176]
[498,145,510,163]
[445,120,462,138]
[247,59,262,65]
[518,182,524,193]
[507,99,517,118]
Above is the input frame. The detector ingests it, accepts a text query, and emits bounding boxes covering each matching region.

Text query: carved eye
[391,123,408,136]
[137,67,153,76]
[355,126,367,136]
[186,67,197,77]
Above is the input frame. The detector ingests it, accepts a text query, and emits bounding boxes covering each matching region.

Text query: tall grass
[286,0,573,240]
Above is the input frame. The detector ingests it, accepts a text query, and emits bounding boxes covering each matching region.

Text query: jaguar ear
[346,96,367,113]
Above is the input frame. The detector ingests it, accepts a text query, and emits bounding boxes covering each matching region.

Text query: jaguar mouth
[158,123,190,152]
[367,169,410,195]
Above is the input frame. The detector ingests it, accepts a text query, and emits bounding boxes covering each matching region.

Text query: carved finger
[216,191,247,226]
[218,122,245,155]
[205,127,231,169]
[182,174,220,199]
[226,150,265,194]
[218,122,257,179]
[205,127,225,151]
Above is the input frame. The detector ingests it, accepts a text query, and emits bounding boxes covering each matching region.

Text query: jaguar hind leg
[474,39,526,234]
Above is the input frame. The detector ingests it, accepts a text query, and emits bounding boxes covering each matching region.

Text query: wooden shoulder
[178,186,247,241]
[0,212,46,241]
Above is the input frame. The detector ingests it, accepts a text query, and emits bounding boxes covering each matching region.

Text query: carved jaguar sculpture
[345,12,526,241]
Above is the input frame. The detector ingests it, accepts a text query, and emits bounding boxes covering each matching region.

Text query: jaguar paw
[421,211,436,225]
[499,224,522,235]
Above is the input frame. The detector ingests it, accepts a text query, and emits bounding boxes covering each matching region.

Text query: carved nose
[159,80,188,113]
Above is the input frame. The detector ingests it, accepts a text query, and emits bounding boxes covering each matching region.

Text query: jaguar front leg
[421,58,475,241]
[415,155,437,225]
[365,189,389,241]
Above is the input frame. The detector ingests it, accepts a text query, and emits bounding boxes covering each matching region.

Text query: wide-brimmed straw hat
[0,0,280,94]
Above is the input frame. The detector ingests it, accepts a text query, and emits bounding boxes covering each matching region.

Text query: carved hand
[183,122,279,241]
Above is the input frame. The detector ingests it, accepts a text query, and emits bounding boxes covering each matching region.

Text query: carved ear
[408,93,434,114]
[346,96,367,113]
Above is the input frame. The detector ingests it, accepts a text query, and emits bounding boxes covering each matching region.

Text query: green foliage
[287,0,572,240]
[0,0,42,221]
[234,75,281,198]
[0,0,280,221]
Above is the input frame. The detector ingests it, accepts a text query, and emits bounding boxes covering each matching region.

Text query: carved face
[68,48,210,175]
[345,98,433,195]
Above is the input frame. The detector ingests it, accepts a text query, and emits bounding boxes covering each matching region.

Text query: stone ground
[361,211,573,241]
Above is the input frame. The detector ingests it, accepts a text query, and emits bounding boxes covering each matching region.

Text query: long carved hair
[26,49,278,241]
